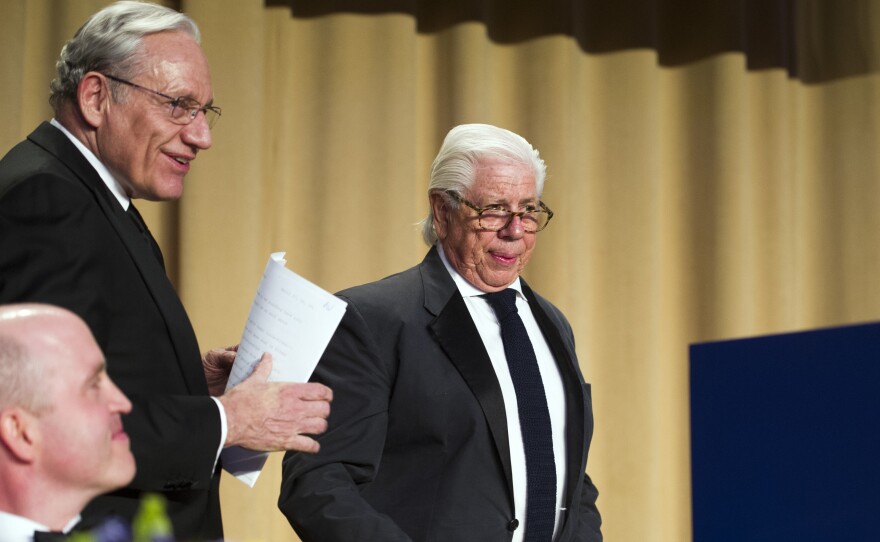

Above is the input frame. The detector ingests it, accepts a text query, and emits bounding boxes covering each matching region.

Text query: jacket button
[507,519,520,531]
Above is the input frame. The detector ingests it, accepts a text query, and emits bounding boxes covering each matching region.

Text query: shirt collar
[50,118,130,211]
[0,510,81,538]
[0,510,48,540]
[435,243,523,299]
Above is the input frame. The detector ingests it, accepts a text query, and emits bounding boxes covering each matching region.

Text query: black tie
[126,203,166,269]
[483,288,556,542]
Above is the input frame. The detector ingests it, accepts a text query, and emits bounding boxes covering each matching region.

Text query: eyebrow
[176,94,215,108]
[484,197,538,207]
[157,82,213,108]
[84,361,107,387]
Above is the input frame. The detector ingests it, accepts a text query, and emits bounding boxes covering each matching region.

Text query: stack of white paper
[221,252,347,486]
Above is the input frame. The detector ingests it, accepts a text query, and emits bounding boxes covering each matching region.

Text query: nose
[106,378,133,415]
[499,214,526,239]
[181,112,212,150]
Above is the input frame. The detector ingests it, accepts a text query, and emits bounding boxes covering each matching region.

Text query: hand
[219,353,333,453]
[202,344,238,396]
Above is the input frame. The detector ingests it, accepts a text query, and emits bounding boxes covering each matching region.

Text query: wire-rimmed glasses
[103,73,221,128]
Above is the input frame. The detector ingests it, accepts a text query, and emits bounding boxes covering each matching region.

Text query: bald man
[0,304,135,540]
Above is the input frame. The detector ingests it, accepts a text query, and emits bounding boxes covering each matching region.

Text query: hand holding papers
[222,253,346,486]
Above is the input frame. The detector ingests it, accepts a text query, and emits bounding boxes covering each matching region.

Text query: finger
[284,398,331,420]
[247,352,273,382]
[222,350,237,363]
[300,416,329,435]
[283,382,333,401]
[287,434,321,454]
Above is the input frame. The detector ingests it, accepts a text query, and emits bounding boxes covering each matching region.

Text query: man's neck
[49,117,131,210]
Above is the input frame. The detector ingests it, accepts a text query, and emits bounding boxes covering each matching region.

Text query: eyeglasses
[103,73,221,128]
[446,190,553,233]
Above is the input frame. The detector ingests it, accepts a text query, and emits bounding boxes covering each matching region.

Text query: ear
[429,192,450,241]
[77,72,112,129]
[0,409,39,463]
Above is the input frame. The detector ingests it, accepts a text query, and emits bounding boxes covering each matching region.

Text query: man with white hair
[281,124,602,541]
[0,304,135,541]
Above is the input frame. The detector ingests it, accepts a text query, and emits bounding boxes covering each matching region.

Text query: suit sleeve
[278,299,412,542]
[572,381,602,541]
[568,340,603,541]
[573,472,603,541]
[0,175,221,492]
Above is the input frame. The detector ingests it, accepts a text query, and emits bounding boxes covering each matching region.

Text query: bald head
[0,304,86,412]
[0,303,135,529]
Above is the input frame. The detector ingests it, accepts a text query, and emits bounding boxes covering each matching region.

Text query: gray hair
[419,123,547,245]
[49,0,200,111]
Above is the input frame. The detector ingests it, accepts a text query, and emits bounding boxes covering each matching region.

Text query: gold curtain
[2,1,880,540]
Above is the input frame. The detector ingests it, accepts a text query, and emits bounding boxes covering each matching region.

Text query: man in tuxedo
[0,2,332,538]
[280,124,602,541]
[0,304,136,541]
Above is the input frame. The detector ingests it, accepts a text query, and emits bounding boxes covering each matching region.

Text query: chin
[490,272,518,285]
[144,179,185,202]
[155,189,185,202]
[113,459,137,487]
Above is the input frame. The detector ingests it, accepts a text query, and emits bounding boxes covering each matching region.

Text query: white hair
[419,124,547,245]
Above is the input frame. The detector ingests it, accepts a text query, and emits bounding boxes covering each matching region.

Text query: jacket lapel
[421,248,515,504]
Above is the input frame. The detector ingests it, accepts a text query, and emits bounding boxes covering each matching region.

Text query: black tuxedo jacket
[280,247,602,541]
[0,122,223,538]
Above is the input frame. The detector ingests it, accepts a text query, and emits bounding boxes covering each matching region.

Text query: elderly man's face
[97,31,213,201]
[37,315,135,496]
[432,157,538,293]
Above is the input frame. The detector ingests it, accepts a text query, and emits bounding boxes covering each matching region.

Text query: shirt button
[507,519,520,531]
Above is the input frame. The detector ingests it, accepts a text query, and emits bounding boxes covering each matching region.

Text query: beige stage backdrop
[2,0,879,540]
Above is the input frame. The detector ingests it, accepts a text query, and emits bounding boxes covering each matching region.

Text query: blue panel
[690,322,880,542]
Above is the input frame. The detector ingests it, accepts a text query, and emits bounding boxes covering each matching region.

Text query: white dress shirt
[0,510,79,542]
[437,245,567,542]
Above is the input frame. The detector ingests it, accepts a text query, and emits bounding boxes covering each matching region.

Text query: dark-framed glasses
[103,73,221,128]
[446,190,554,233]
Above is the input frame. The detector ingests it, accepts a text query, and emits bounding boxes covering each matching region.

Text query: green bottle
[132,493,174,542]
[65,532,96,542]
